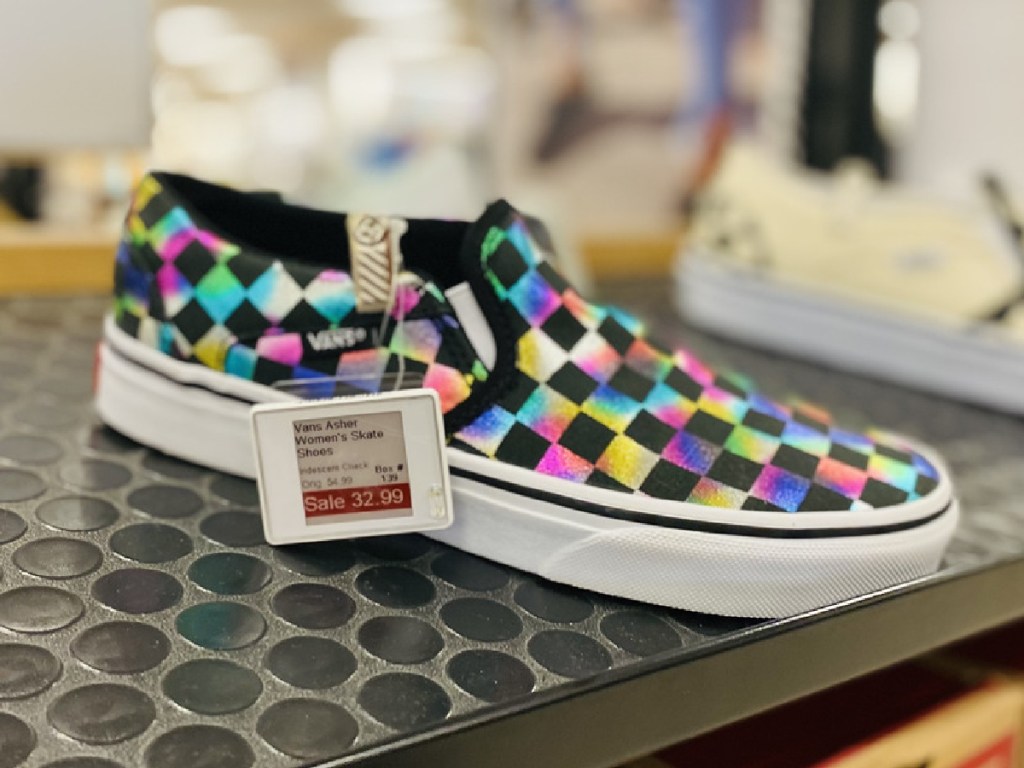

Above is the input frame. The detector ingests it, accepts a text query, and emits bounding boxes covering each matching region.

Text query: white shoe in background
[676,143,1024,413]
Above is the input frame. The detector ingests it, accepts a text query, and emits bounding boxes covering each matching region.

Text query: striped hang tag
[347,214,408,314]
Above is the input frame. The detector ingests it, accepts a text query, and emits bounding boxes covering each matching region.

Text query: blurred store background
[1,0,1022,285]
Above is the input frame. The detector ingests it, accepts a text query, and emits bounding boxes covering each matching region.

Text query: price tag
[250,389,453,545]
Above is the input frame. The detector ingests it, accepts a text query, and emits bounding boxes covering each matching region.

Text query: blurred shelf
[0,224,687,295]
[0,224,114,294]
[581,230,684,279]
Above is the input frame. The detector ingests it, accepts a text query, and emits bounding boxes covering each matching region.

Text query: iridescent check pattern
[114,175,940,514]
[115,177,485,412]
[451,216,940,512]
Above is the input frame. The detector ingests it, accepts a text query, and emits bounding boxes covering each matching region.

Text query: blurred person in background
[532,0,751,205]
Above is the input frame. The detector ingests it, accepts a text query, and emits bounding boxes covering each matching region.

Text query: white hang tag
[250,389,453,545]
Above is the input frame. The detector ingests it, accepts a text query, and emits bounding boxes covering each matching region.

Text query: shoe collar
[443,198,531,433]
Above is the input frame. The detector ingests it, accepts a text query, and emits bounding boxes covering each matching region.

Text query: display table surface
[0,288,1020,768]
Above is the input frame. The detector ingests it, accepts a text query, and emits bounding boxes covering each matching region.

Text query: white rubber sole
[676,253,1024,414]
[96,320,959,618]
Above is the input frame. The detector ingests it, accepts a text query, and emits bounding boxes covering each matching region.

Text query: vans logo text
[306,327,368,352]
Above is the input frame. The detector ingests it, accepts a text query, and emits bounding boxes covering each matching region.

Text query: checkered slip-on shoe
[677,143,1024,413]
[97,172,959,618]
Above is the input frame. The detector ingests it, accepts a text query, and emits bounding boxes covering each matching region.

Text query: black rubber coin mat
[0,290,1020,767]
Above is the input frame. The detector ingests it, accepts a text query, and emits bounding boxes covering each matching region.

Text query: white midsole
[676,253,1024,414]
[433,478,958,618]
[95,318,959,617]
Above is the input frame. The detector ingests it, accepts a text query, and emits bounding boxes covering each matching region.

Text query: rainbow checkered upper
[449,216,939,512]
[116,176,486,410]
[114,174,940,514]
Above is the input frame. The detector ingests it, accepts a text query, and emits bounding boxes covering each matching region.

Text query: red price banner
[303,483,412,518]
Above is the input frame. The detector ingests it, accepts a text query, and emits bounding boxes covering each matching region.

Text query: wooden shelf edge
[580,230,685,279]
[0,228,115,295]
[0,228,688,294]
